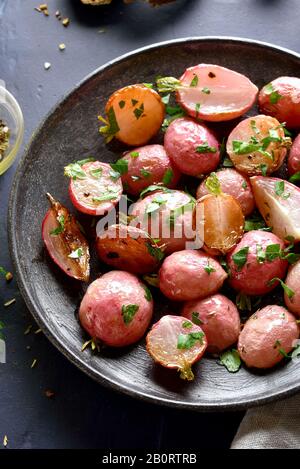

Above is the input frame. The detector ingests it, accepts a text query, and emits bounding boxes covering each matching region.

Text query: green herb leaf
[133,106,144,120]
[242,181,248,190]
[219,349,241,373]
[205,172,222,195]
[143,83,153,89]
[162,168,174,185]
[223,156,234,168]
[202,87,211,94]
[191,312,204,326]
[119,100,125,109]
[110,159,128,176]
[156,76,182,93]
[196,142,217,154]
[264,83,282,104]
[204,262,216,275]
[232,247,249,270]
[140,168,151,178]
[146,241,165,262]
[289,172,300,184]
[99,106,120,141]
[130,151,139,159]
[236,292,252,311]
[275,180,290,199]
[92,190,119,203]
[64,163,86,180]
[265,244,281,261]
[190,74,199,87]
[195,103,201,118]
[50,215,65,236]
[122,304,139,325]
[143,285,152,302]
[260,164,268,176]
[182,321,193,329]
[131,99,138,106]
[161,94,170,105]
[268,277,295,298]
[142,273,159,288]
[250,119,259,134]
[177,331,204,350]
[140,185,172,199]
[109,169,121,181]
[256,244,266,263]
[68,248,83,259]
[89,167,103,179]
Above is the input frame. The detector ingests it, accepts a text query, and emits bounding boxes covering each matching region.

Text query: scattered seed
[45,389,55,398]
[34,328,42,335]
[4,298,16,307]
[39,4,48,11]
[81,339,92,352]
[62,18,70,27]
[5,272,13,282]
[24,325,32,335]
[55,10,61,18]
[59,43,66,51]
[44,62,51,70]
[34,7,41,12]
[31,358,37,369]
[3,435,8,447]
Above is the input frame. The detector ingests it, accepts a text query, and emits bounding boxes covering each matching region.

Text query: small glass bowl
[0,82,24,175]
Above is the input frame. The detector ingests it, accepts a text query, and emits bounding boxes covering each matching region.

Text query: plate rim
[8,36,300,411]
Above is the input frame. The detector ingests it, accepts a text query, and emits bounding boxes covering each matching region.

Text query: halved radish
[227,115,290,175]
[250,176,300,241]
[146,315,207,380]
[42,193,90,281]
[66,160,123,216]
[96,224,163,274]
[99,84,165,146]
[157,64,258,122]
[195,173,244,254]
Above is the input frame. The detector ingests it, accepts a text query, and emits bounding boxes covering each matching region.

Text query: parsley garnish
[131,99,138,106]
[119,100,125,109]
[99,106,120,142]
[177,331,204,350]
[140,185,172,198]
[68,248,83,259]
[204,262,215,275]
[264,83,282,104]
[232,247,249,270]
[122,304,139,325]
[146,194,167,214]
[92,190,119,203]
[191,312,204,326]
[130,151,139,158]
[219,349,241,373]
[64,159,95,180]
[205,172,222,195]
[289,172,300,184]
[89,167,103,179]
[140,168,151,178]
[182,321,193,329]
[202,87,211,94]
[156,76,182,93]
[143,286,152,302]
[110,159,128,177]
[196,142,217,154]
[260,164,268,176]
[162,168,174,185]
[146,241,165,262]
[50,215,65,236]
[190,74,198,87]
[275,180,290,199]
[268,278,295,298]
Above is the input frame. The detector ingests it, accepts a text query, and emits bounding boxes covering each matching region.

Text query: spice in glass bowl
[0,120,10,162]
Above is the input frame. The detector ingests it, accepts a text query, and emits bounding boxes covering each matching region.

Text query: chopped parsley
[232,247,249,270]
[68,248,83,259]
[143,286,152,302]
[196,142,217,153]
[260,164,268,176]
[99,106,120,142]
[182,320,193,329]
[119,100,125,109]
[140,185,172,198]
[50,215,65,236]
[289,172,300,184]
[177,331,204,350]
[204,262,215,275]
[156,76,182,93]
[146,241,165,262]
[264,83,282,104]
[131,99,138,106]
[268,278,295,298]
[162,168,174,185]
[110,159,128,177]
[92,190,119,203]
[190,74,198,87]
[130,151,139,158]
[140,168,151,178]
[146,194,167,214]
[205,172,222,195]
[202,87,211,94]
[274,180,290,199]
[89,167,103,179]
[219,349,241,373]
[242,181,248,190]
[195,103,201,118]
[191,312,204,326]
[122,304,139,325]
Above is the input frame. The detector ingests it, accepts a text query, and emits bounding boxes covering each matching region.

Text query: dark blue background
[0,0,299,449]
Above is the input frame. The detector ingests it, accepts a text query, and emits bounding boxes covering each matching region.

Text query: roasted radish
[164,117,220,177]
[65,159,123,216]
[250,176,300,241]
[288,133,300,176]
[196,168,255,216]
[42,193,90,281]
[79,271,153,347]
[119,144,180,196]
[195,173,244,254]
[99,84,165,146]
[227,115,291,175]
[146,315,207,380]
[96,224,163,274]
[157,64,258,122]
[258,77,300,129]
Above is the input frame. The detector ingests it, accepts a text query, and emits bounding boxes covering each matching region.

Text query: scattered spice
[3,435,8,448]
[35,4,49,16]
[4,298,16,308]
[45,389,55,398]
[59,43,66,51]
[31,358,38,369]
[0,120,10,162]
[62,18,70,27]
[24,325,33,335]
[44,62,51,70]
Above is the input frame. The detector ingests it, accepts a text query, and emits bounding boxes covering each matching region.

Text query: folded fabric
[231,393,300,449]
